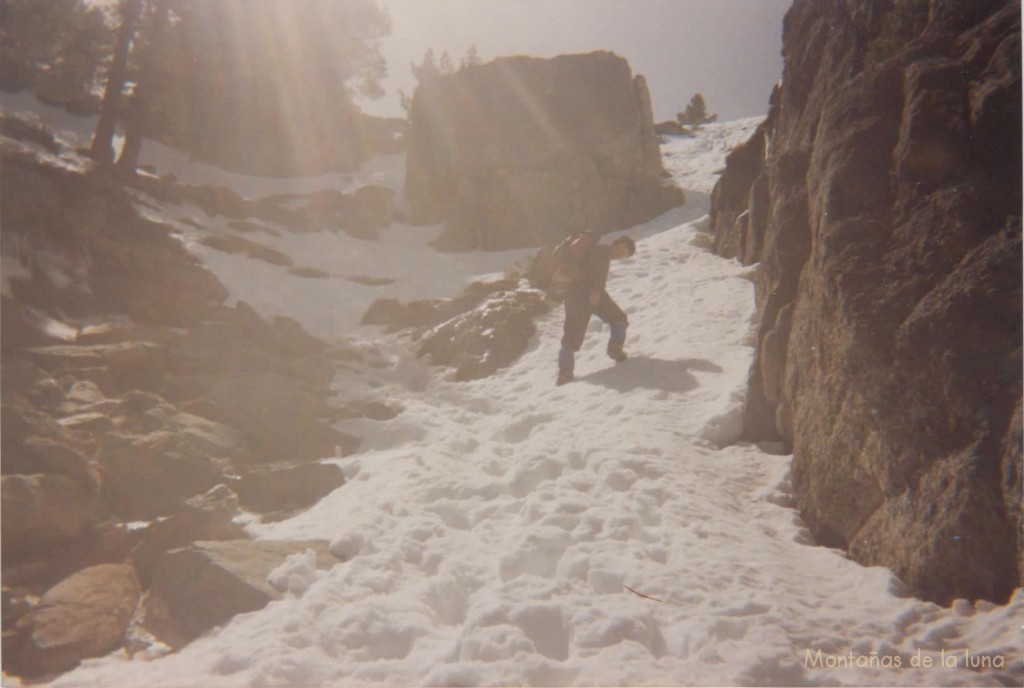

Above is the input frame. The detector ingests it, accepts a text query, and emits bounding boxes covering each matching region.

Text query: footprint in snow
[496,413,555,443]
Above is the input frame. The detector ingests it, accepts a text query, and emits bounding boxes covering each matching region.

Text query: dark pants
[561,289,628,353]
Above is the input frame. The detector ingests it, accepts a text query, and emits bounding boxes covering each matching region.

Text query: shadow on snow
[579,356,722,394]
[617,189,711,243]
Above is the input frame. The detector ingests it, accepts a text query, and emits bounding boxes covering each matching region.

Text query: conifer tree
[0,0,113,110]
[115,0,171,177]
[462,45,482,69]
[90,0,143,164]
[677,93,717,128]
[439,51,454,75]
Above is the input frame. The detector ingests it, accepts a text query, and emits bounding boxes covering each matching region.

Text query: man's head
[610,236,636,260]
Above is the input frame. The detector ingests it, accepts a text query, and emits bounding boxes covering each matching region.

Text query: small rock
[58,412,115,434]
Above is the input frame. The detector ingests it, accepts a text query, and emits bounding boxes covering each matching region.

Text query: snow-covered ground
[4,93,1022,687]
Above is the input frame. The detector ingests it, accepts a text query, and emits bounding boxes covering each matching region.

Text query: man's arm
[586,246,611,305]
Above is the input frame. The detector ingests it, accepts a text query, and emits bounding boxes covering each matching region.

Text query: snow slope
[5,94,1020,686]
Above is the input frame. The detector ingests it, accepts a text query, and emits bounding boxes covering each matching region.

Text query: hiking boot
[556,369,574,386]
[607,342,628,363]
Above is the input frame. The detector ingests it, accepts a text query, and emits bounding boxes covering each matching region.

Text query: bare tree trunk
[90,0,143,165]
[114,96,146,176]
[116,0,170,177]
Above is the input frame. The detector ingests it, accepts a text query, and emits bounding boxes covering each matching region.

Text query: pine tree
[412,48,440,83]
[135,0,391,174]
[90,0,143,165]
[439,51,454,75]
[115,0,172,177]
[677,93,717,128]
[0,0,113,109]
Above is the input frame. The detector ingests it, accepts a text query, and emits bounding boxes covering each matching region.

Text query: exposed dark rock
[1,113,60,154]
[1,474,101,556]
[1,401,79,463]
[360,298,408,327]
[4,437,99,492]
[709,0,1021,604]
[234,462,345,514]
[144,540,337,648]
[1,154,229,333]
[0,150,361,679]
[361,279,519,332]
[2,586,39,629]
[197,234,294,267]
[2,521,141,598]
[129,492,247,587]
[654,120,688,136]
[345,274,395,287]
[406,51,683,250]
[129,172,396,239]
[96,431,223,520]
[272,316,328,356]
[1,359,66,411]
[232,300,277,349]
[227,219,278,235]
[205,373,360,463]
[3,564,140,678]
[289,267,332,279]
[348,184,395,234]
[418,289,551,381]
[708,121,768,262]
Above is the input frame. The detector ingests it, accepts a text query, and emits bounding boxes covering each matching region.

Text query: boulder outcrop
[3,564,140,677]
[144,540,337,648]
[709,0,1021,604]
[0,147,366,677]
[405,51,684,250]
[362,277,552,381]
[418,289,551,381]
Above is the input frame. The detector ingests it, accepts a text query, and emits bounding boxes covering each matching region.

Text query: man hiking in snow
[557,235,636,385]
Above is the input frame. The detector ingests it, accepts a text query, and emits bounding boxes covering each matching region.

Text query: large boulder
[234,462,345,514]
[144,540,337,648]
[709,0,1021,604]
[3,564,140,678]
[205,373,360,463]
[5,437,100,492]
[0,154,228,332]
[418,288,551,381]
[361,278,519,332]
[406,51,683,250]
[1,474,100,555]
[95,431,223,520]
[2,400,78,454]
[128,487,247,586]
[23,342,167,394]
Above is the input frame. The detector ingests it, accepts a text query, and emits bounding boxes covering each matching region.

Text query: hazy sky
[361,0,792,123]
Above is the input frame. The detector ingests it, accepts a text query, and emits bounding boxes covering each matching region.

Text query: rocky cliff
[405,51,684,250]
[0,136,379,677]
[710,0,1021,605]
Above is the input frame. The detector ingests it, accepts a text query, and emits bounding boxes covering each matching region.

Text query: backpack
[528,232,596,303]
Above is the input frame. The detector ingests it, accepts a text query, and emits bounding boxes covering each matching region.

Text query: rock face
[144,540,337,648]
[709,0,1021,604]
[362,277,553,382]
[418,289,551,381]
[0,148,371,678]
[405,51,684,250]
[4,564,140,677]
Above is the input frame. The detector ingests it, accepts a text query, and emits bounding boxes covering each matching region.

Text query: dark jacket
[576,244,612,294]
